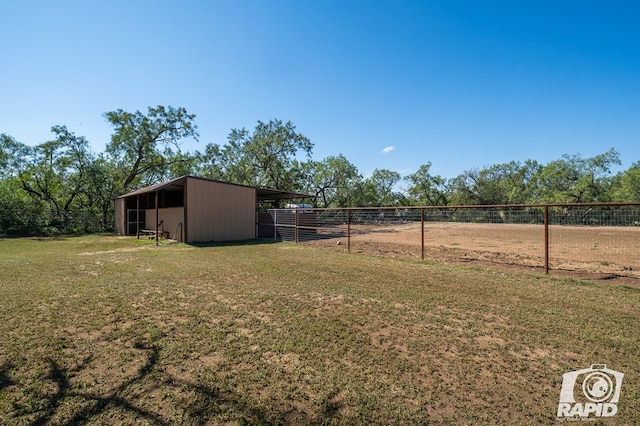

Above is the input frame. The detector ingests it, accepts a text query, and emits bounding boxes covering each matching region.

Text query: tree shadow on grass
[30,345,168,426]
[16,341,342,425]
[0,361,15,390]
[177,380,345,426]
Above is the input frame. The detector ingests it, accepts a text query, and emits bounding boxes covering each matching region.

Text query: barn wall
[144,207,184,241]
[186,178,256,242]
[114,198,127,236]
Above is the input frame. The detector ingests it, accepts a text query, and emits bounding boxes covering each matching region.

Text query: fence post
[347,209,351,252]
[295,209,299,243]
[273,209,277,241]
[155,191,159,246]
[136,196,140,239]
[544,205,549,274]
[421,208,425,260]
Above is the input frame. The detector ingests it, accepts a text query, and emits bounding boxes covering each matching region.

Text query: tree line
[1,105,639,235]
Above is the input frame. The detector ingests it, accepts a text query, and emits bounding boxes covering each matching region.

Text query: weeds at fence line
[258,203,640,279]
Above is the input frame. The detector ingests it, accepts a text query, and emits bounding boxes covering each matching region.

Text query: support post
[544,205,549,274]
[155,191,159,246]
[421,208,425,260]
[347,209,351,252]
[183,178,188,243]
[136,196,140,239]
[295,208,299,243]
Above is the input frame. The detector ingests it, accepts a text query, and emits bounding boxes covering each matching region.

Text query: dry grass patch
[0,235,639,424]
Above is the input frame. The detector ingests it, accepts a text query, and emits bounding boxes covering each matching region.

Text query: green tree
[449,160,542,205]
[611,162,640,202]
[0,134,30,179]
[0,135,45,234]
[1,135,43,234]
[17,126,93,229]
[449,168,496,205]
[196,142,246,183]
[302,155,361,207]
[104,105,199,191]
[83,155,125,231]
[405,162,451,205]
[198,119,312,191]
[353,169,404,207]
[0,178,44,235]
[536,149,620,203]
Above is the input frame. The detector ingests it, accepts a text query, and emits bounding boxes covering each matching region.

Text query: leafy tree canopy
[105,105,199,191]
[198,119,312,191]
[2,106,639,237]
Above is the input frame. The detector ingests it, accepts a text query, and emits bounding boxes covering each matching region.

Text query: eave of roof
[115,175,314,201]
[115,176,188,199]
[255,187,313,201]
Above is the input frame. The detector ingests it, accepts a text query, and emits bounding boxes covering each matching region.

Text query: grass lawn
[0,235,638,425]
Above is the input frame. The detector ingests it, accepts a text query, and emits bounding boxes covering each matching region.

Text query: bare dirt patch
[78,246,155,256]
[3,235,640,424]
[303,222,640,283]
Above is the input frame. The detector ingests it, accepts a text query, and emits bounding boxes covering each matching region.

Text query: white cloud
[381,146,395,154]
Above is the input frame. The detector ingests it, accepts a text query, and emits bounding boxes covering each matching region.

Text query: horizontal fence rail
[257,203,640,279]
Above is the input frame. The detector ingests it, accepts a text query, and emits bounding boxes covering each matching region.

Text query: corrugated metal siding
[114,198,126,236]
[186,178,256,242]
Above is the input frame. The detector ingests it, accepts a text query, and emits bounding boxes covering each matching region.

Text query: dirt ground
[302,222,640,283]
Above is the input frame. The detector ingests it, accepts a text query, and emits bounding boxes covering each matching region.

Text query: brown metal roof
[115,176,187,198]
[116,175,314,202]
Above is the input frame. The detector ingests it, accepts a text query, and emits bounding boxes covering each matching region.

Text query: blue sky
[1,0,639,179]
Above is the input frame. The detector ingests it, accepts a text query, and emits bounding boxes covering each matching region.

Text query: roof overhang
[115,176,187,199]
[255,187,313,202]
[115,176,314,202]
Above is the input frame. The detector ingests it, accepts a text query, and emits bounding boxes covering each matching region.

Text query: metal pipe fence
[257,203,640,279]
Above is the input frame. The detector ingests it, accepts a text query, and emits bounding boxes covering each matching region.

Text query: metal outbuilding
[114,176,312,243]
